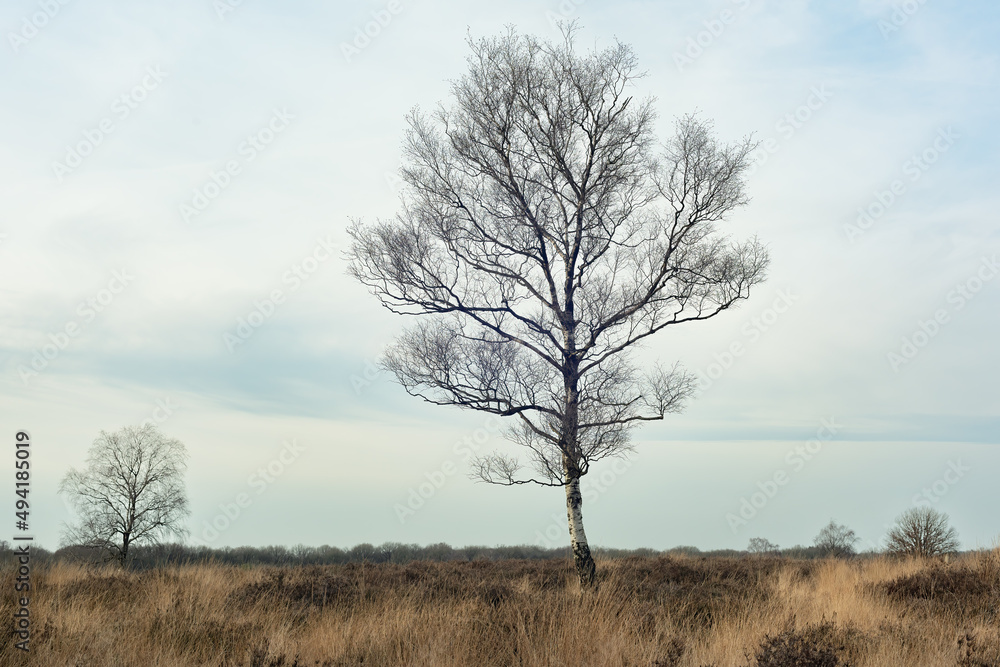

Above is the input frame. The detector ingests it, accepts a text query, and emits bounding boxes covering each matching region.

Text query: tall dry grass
[2,550,998,666]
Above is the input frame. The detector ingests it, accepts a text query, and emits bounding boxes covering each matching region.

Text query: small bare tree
[813,520,859,558]
[747,537,780,556]
[348,27,768,585]
[885,507,959,558]
[59,424,190,567]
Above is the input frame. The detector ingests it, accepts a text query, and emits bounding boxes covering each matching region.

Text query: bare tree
[347,27,768,585]
[813,520,859,558]
[747,537,780,556]
[59,424,190,567]
[885,507,959,558]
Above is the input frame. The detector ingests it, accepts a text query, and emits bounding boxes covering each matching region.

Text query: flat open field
[3,551,999,666]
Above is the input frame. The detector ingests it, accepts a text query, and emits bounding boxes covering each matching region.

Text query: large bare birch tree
[60,424,190,567]
[348,27,768,585]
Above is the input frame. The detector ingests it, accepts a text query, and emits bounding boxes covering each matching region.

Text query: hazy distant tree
[59,424,190,567]
[668,546,702,557]
[813,520,859,558]
[347,27,768,585]
[747,537,780,555]
[885,507,959,558]
[348,543,384,563]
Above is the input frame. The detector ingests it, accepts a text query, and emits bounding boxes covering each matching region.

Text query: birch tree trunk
[565,474,596,586]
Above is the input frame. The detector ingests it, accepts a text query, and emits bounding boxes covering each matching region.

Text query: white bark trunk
[566,478,589,546]
[565,475,596,585]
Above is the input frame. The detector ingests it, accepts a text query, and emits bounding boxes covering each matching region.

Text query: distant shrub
[754,622,847,667]
[880,562,999,620]
[882,566,989,600]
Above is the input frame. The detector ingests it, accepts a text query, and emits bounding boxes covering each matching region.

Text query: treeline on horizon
[0,540,939,569]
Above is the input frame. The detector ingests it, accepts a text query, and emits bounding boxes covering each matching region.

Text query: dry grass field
[2,550,999,666]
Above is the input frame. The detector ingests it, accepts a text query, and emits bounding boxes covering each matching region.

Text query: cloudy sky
[1,0,997,554]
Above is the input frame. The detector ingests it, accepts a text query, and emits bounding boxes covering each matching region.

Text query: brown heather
[2,550,999,666]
